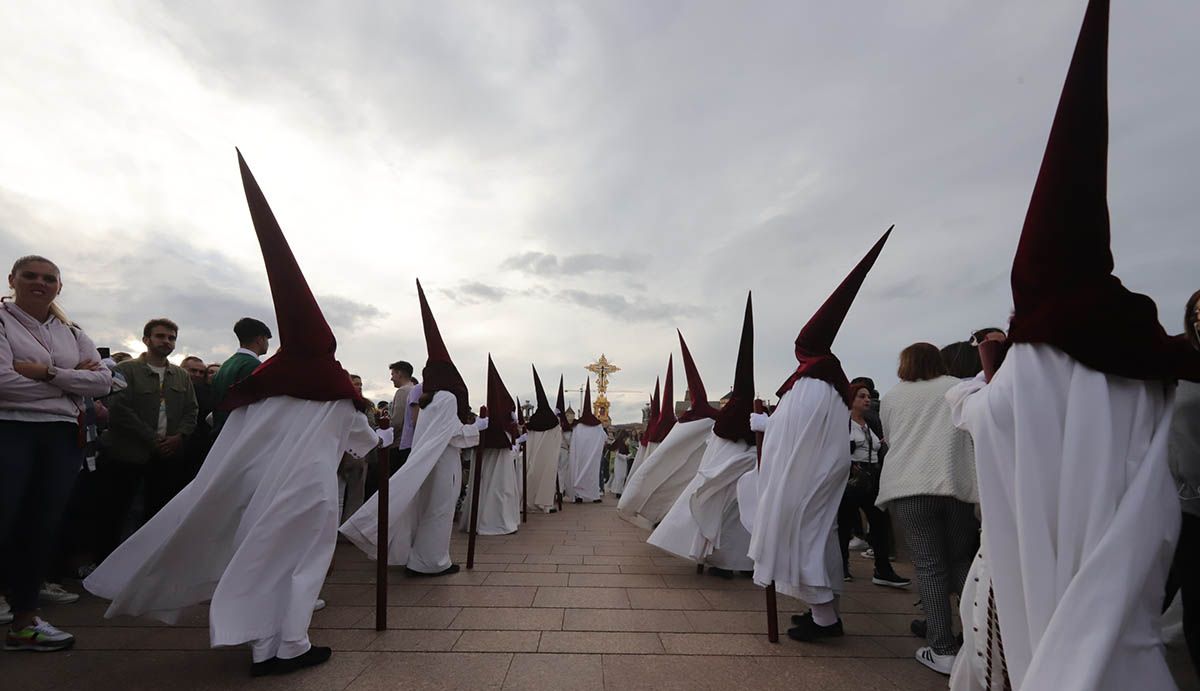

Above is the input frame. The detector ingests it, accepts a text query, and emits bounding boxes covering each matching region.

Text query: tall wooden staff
[521,440,529,523]
[466,405,488,569]
[754,398,779,643]
[374,439,389,630]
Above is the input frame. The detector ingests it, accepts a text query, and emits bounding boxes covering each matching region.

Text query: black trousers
[1165,511,1200,677]
[94,456,184,560]
[837,475,892,576]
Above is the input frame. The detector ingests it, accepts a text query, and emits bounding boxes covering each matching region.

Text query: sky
[1,1,1196,423]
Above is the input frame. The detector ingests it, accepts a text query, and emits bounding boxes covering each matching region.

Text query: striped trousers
[891,495,979,655]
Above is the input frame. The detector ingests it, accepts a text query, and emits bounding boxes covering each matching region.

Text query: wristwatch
[45,365,58,381]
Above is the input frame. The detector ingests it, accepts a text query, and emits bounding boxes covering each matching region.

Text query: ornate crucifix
[585,354,620,425]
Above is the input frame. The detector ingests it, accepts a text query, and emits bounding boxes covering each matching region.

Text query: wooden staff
[754,398,779,644]
[375,440,389,631]
[466,405,488,570]
[521,439,528,523]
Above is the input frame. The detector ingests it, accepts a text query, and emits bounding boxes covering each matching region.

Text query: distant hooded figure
[85,151,382,677]
[525,366,564,512]
[567,379,607,502]
[340,280,484,577]
[947,1,1200,687]
[457,356,520,535]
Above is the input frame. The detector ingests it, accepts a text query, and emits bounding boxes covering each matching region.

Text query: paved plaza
[8,499,1199,690]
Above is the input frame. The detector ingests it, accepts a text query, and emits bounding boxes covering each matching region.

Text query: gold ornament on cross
[585,354,620,425]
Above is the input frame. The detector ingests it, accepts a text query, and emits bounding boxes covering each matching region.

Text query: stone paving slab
[7,496,1198,689]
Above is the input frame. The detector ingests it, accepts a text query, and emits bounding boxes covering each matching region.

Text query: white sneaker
[38,583,80,605]
[0,596,12,625]
[915,646,955,675]
[860,549,895,561]
[312,599,326,612]
[848,537,869,551]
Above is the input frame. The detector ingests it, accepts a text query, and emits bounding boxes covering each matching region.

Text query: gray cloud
[556,288,702,322]
[502,251,647,276]
[439,281,511,305]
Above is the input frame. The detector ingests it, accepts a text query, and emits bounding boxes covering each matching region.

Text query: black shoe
[548,509,558,514]
[271,646,332,675]
[250,659,278,677]
[405,564,460,578]
[706,566,735,580]
[872,569,911,588]
[574,498,583,504]
[910,618,927,639]
[592,499,602,503]
[786,612,844,642]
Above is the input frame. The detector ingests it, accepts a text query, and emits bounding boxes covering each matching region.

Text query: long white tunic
[558,429,572,496]
[648,434,756,571]
[745,378,849,605]
[946,344,1178,690]
[341,391,479,573]
[526,427,563,512]
[459,447,520,535]
[84,397,378,650]
[568,424,607,501]
[608,452,629,495]
[619,419,714,530]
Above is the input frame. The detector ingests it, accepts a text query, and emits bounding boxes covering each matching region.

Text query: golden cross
[585,354,621,395]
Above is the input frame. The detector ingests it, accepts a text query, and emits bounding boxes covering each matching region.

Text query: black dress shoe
[573,498,583,504]
[706,566,735,580]
[405,564,460,578]
[591,499,602,503]
[786,612,844,641]
[272,646,332,675]
[250,658,277,677]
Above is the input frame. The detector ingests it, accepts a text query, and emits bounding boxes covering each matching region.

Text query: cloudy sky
[2,1,1195,422]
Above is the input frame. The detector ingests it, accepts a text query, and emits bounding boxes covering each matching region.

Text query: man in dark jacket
[210,317,271,433]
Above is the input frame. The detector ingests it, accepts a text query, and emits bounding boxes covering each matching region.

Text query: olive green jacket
[104,355,198,464]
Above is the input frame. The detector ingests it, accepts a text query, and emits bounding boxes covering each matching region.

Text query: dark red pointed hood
[527,365,559,432]
[777,227,892,406]
[556,375,570,431]
[1006,0,1198,381]
[649,356,676,443]
[482,355,515,448]
[575,378,602,427]
[417,279,471,422]
[677,330,719,422]
[713,292,756,444]
[221,150,360,412]
[641,378,660,446]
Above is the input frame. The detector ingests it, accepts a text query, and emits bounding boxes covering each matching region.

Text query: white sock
[809,601,838,627]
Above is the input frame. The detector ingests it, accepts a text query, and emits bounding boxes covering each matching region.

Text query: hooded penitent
[1005,1,1197,382]
[567,378,608,501]
[575,378,602,427]
[775,227,893,407]
[648,357,676,443]
[712,293,756,445]
[556,376,570,432]
[482,356,515,449]
[527,366,558,432]
[417,279,471,422]
[676,330,720,423]
[642,379,660,447]
[220,151,359,411]
[458,355,520,535]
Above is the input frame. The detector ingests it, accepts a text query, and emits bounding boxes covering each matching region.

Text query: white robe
[619,419,714,530]
[558,429,572,496]
[568,423,607,501]
[526,427,563,512]
[746,378,848,605]
[648,434,756,571]
[950,532,1002,691]
[608,451,629,495]
[458,447,520,535]
[84,397,378,657]
[341,391,479,573]
[946,344,1178,690]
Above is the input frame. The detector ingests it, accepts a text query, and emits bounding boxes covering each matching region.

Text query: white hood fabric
[526,427,563,512]
[567,424,608,501]
[341,391,479,572]
[618,418,714,530]
[85,397,379,653]
[608,452,630,495]
[459,447,520,535]
[745,378,849,605]
[647,434,756,571]
[946,344,1178,690]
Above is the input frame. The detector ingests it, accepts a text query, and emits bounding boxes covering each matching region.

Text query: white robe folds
[526,427,563,512]
[558,429,572,496]
[950,532,1001,691]
[619,419,714,530]
[746,378,848,605]
[459,447,520,535]
[568,423,607,501]
[84,397,378,657]
[947,344,1178,690]
[341,391,479,573]
[647,434,756,571]
[608,451,629,495]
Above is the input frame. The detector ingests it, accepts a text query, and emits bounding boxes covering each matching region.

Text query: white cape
[950,532,1000,691]
[459,447,520,535]
[568,423,607,501]
[746,378,848,605]
[84,397,378,649]
[608,452,629,495]
[341,391,478,572]
[526,427,563,512]
[647,434,756,571]
[558,429,572,497]
[947,344,1178,690]
[618,419,714,529]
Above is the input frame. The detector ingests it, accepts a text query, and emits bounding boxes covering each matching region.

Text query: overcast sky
[2,1,1195,422]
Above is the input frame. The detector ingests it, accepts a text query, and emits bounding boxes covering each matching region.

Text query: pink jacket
[0,302,112,422]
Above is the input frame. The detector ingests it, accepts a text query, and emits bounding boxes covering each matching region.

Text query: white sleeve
[343,411,381,459]
[448,423,481,449]
[945,374,988,432]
